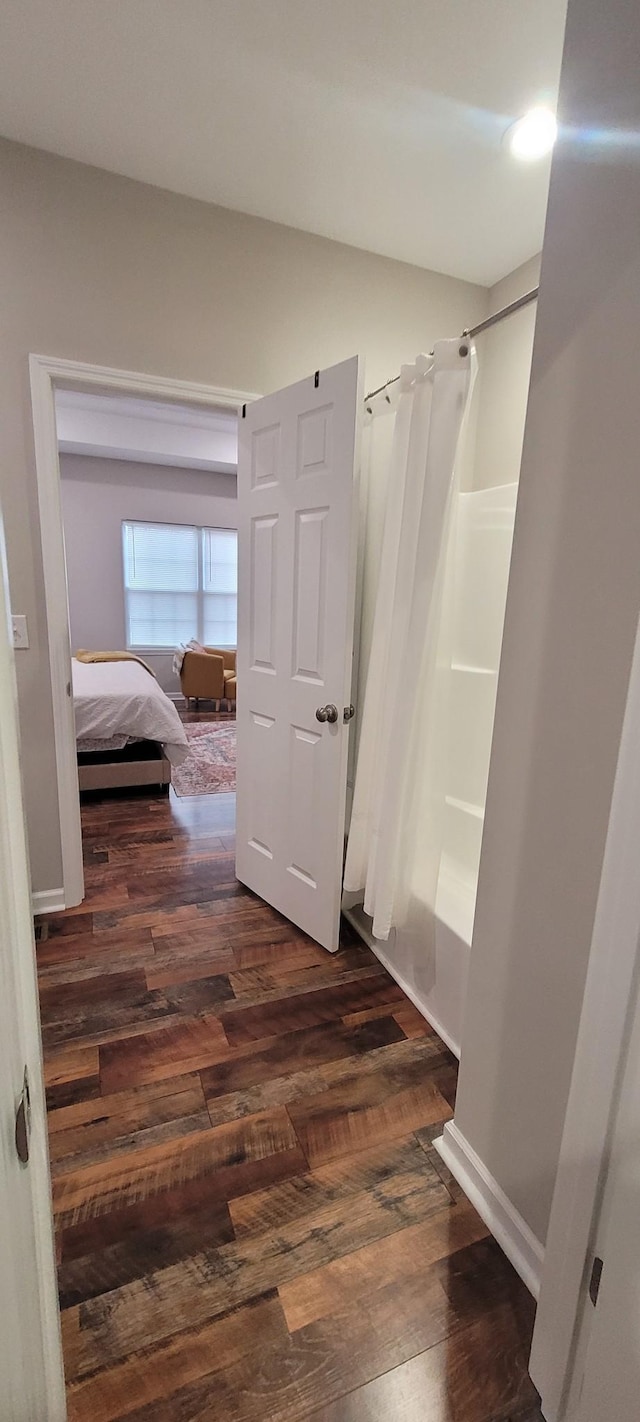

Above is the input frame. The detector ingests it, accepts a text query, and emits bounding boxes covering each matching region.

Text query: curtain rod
[364,285,539,405]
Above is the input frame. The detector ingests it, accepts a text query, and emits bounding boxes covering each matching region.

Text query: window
[123,521,237,650]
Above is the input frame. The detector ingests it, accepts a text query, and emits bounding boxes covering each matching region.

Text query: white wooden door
[236,357,362,952]
[0,521,66,1419]
[529,602,640,1422]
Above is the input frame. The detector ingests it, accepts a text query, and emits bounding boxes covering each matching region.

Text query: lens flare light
[506,107,557,161]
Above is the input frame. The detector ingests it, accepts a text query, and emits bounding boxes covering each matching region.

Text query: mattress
[76,734,131,753]
[72,658,189,766]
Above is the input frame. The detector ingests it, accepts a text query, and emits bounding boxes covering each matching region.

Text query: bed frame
[77,740,172,793]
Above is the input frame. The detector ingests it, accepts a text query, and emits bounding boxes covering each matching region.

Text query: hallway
[37,789,542,1421]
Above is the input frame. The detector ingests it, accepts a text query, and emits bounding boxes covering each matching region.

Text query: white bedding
[72,659,189,766]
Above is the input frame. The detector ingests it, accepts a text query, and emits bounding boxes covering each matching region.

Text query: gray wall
[473,254,541,491]
[454,0,640,1246]
[0,137,487,895]
[60,454,237,693]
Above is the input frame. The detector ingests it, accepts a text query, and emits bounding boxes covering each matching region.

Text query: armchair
[179,646,236,709]
[215,647,237,706]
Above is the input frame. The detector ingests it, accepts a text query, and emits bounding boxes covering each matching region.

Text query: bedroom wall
[0,136,487,897]
[59,454,237,694]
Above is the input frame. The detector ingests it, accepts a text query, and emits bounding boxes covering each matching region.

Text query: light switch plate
[12,615,29,650]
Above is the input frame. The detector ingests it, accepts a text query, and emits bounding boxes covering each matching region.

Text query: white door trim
[29,354,259,910]
[0,521,66,1418]
[530,606,640,1420]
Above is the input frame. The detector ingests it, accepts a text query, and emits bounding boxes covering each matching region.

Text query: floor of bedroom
[36,711,543,1422]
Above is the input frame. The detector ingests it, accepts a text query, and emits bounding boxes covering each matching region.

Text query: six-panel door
[235,357,362,951]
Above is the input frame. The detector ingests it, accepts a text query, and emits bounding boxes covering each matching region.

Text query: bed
[72,657,189,792]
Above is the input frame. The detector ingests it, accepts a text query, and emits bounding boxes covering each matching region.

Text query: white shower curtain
[343,338,475,949]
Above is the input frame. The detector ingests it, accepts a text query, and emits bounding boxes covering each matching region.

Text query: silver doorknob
[316,704,339,724]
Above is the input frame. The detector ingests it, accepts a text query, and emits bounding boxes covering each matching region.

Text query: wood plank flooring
[37,777,543,1422]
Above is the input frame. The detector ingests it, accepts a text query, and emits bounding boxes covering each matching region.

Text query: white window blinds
[202,527,238,648]
[123,521,237,650]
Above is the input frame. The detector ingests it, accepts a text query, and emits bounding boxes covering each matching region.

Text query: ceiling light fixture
[506,107,557,161]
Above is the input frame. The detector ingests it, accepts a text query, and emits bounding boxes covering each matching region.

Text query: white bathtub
[345,481,517,1058]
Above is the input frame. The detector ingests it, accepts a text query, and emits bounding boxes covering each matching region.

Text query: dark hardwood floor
[36,772,542,1422]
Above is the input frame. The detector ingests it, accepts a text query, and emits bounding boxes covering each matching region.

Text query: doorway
[26,356,543,1420]
[30,355,256,913]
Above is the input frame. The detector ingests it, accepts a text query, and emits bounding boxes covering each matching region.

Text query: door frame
[530,603,640,1419]
[29,354,259,910]
[0,518,67,1418]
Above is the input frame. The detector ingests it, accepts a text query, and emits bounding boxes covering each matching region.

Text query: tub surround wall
[442,483,518,902]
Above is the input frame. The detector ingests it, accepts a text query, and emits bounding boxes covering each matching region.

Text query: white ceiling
[0,0,567,286]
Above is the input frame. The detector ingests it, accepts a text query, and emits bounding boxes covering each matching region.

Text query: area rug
[172,722,236,796]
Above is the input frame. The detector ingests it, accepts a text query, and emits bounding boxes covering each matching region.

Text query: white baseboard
[342,905,461,1059]
[32,888,66,916]
[436,1120,544,1298]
